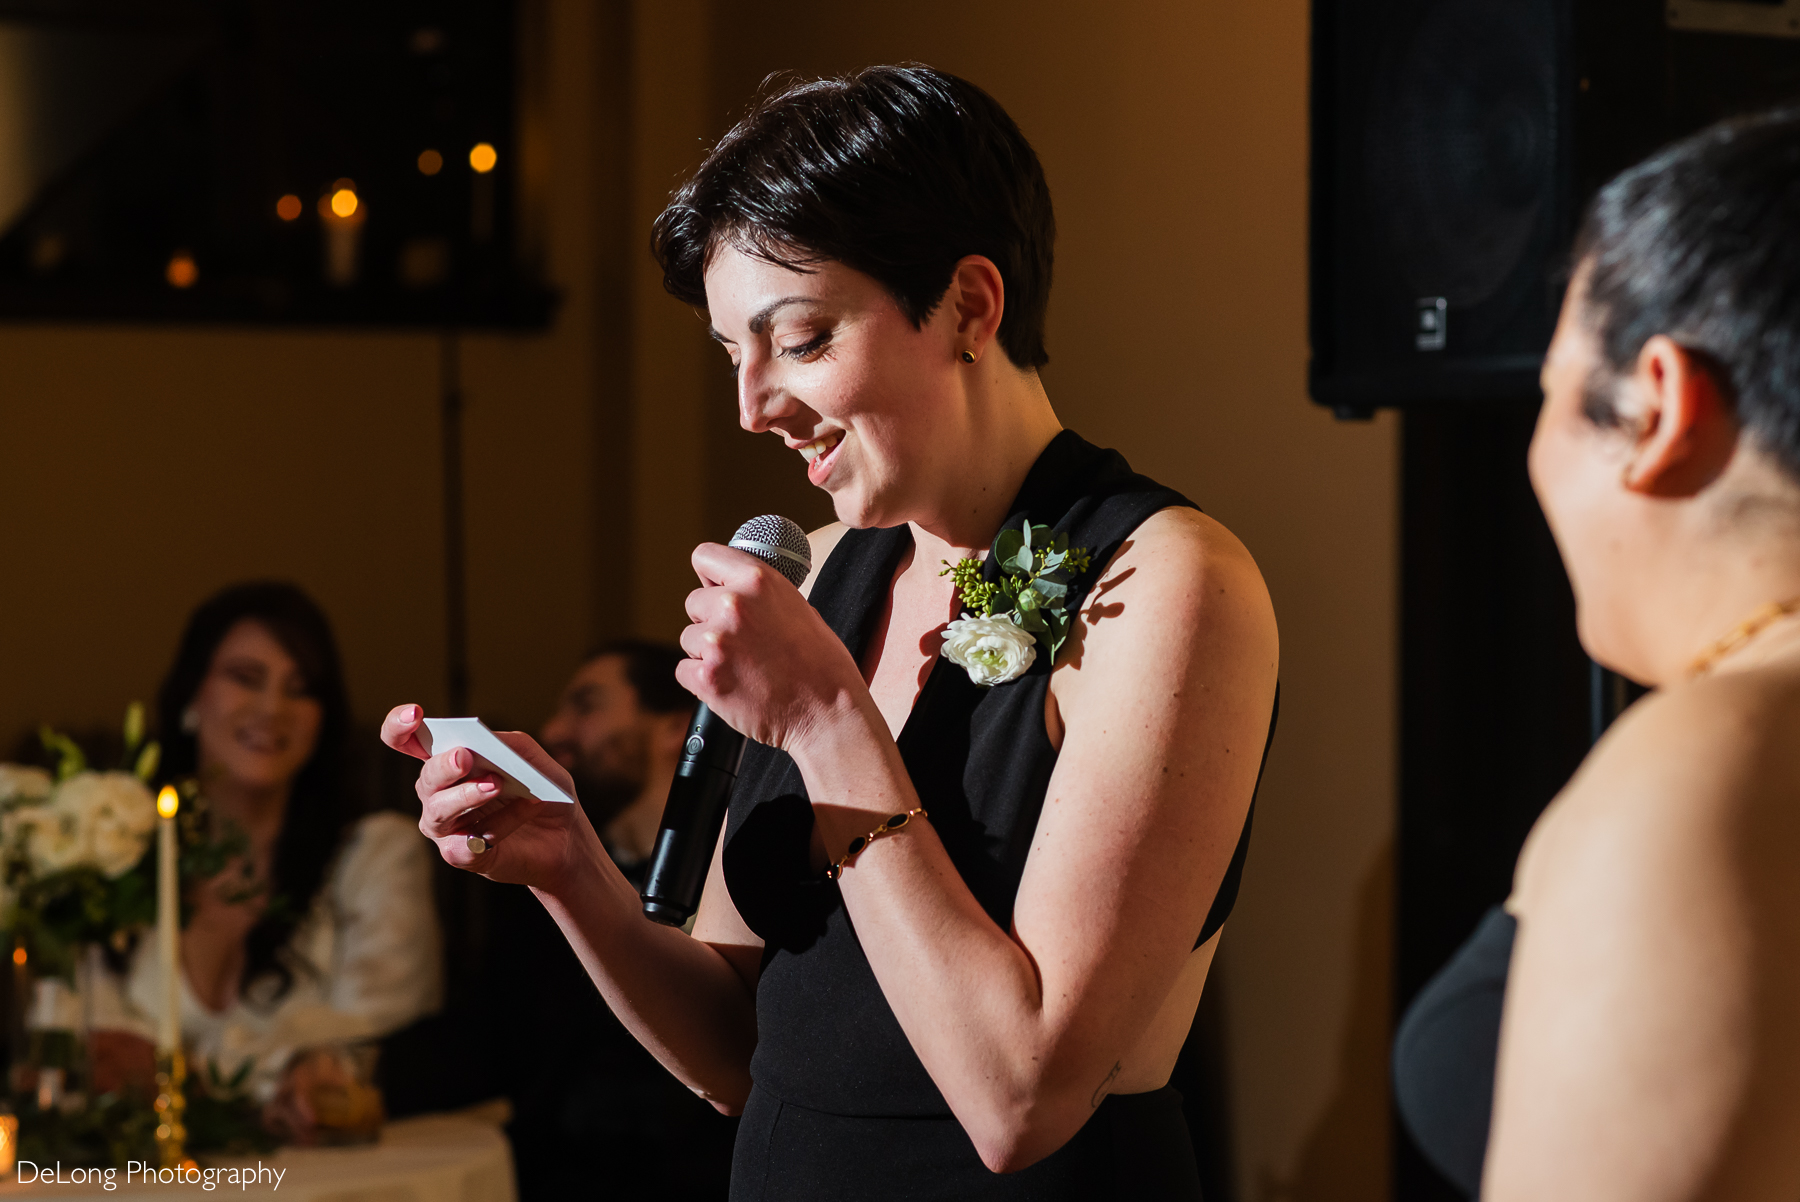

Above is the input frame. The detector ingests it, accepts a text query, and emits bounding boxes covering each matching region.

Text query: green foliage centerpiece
[0,706,268,1168]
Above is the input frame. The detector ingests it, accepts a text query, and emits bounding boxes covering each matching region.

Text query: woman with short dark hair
[1394,106,1800,1199]
[386,65,1278,1199]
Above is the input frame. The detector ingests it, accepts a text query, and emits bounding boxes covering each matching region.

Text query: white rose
[52,772,158,877]
[941,614,1039,686]
[8,804,85,875]
[0,765,52,805]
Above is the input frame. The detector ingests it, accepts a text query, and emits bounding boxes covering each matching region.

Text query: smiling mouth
[797,432,842,463]
[236,727,288,754]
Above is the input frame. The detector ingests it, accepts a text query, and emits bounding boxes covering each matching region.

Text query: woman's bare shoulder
[1563,666,1800,816]
[1050,505,1277,739]
[1516,665,1800,913]
[1079,506,1276,659]
[1492,663,1800,1197]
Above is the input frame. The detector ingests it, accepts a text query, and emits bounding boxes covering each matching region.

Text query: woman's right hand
[381,704,602,893]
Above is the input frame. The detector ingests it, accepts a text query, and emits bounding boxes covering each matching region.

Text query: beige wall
[0,3,1396,1198]
[1,1,628,740]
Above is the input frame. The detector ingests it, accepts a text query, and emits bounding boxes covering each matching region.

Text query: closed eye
[780,330,832,361]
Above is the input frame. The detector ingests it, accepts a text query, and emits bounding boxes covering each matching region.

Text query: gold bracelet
[824,807,928,881]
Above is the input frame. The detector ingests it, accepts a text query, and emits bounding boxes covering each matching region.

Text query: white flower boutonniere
[938,519,1093,687]
[941,616,1039,686]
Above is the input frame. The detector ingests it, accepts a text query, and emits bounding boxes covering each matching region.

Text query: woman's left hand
[677,543,870,753]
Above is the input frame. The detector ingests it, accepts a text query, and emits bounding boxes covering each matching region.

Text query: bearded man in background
[540,639,692,889]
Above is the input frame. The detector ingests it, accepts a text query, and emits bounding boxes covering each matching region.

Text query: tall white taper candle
[155,786,179,1055]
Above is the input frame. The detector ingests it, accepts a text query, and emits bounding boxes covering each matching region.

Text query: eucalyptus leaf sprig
[941,519,1094,659]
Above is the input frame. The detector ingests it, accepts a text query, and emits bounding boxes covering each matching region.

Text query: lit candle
[155,786,179,1055]
[317,181,365,287]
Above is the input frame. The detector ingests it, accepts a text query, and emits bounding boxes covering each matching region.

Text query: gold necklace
[1687,598,1800,678]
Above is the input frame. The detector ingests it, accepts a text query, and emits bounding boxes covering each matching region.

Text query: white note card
[417,717,576,805]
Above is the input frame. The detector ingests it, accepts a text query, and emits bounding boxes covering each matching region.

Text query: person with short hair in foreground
[383,64,1278,1200]
[1394,106,1800,1200]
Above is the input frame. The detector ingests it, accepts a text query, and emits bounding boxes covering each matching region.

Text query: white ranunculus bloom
[7,804,86,875]
[52,771,159,877]
[941,614,1038,686]
[3,772,160,879]
[0,764,53,804]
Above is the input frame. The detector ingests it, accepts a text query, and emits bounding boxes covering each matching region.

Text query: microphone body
[641,703,745,926]
[641,515,812,927]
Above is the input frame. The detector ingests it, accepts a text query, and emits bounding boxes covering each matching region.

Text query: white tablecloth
[0,1113,515,1202]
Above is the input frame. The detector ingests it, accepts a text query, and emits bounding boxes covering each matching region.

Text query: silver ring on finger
[465,835,489,855]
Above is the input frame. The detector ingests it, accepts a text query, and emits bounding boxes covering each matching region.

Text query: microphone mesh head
[728,514,813,586]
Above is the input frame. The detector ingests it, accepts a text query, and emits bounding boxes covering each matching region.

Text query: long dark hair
[155,581,359,1001]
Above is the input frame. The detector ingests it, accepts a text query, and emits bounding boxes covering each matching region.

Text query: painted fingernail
[403,705,419,722]
[466,836,489,854]
[477,780,499,795]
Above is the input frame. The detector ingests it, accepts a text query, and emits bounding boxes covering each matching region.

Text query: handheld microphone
[641,515,813,927]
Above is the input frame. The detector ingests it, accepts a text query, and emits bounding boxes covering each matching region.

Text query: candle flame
[157,786,179,818]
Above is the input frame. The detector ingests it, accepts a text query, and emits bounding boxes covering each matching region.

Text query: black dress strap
[1195,685,1277,948]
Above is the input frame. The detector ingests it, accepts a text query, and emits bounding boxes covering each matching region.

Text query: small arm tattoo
[1090,1061,1122,1109]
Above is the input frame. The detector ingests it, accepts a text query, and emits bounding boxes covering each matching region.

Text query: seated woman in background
[1395,107,1800,1200]
[97,582,441,1139]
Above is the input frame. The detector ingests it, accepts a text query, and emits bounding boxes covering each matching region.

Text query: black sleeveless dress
[1391,906,1517,1197]
[720,431,1274,1201]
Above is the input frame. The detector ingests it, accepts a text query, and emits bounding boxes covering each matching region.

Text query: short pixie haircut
[651,64,1056,369]
[1576,105,1800,478]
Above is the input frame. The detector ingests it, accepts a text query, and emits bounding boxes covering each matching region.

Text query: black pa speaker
[1310,0,1800,416]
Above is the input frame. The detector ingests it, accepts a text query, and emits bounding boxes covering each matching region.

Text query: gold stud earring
[960,349,976,364]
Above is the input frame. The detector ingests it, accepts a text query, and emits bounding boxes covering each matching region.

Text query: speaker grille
[1312,0,1800,412]
[1311,0,1567,407]
[1368,0,1558,309]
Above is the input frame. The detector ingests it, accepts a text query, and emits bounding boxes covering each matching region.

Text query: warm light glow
[276,193,302,221]
[330,188,359,218]
[11,946,24,967]
[157,785,179,819]
[468,142,498,173]
[417,148,443,176]
[165,253,198,289]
